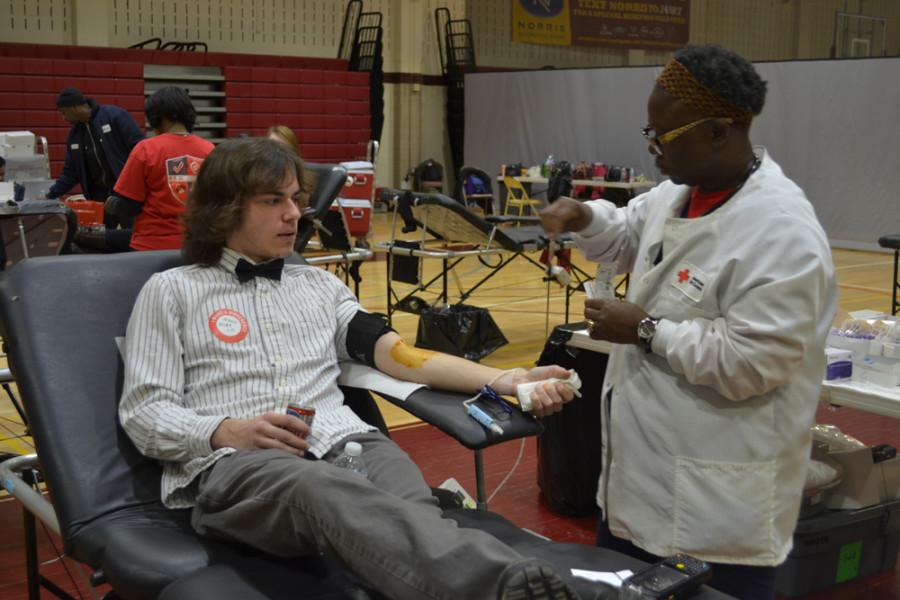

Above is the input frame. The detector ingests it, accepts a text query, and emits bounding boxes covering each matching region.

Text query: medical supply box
[775,499,900,596]
[825,347,853,381]
[0,131,35,158]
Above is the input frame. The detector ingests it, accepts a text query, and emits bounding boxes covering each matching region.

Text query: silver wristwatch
[637,316,659,353]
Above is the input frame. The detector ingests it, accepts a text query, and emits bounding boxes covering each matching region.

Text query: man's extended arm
[372,332,574,417]
[319,267,576,417]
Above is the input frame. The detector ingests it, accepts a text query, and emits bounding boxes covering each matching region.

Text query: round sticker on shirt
[208,308,249,343]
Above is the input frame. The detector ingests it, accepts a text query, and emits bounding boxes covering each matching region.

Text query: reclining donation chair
[294,162,349,253]
[379,190,591,324]
[295,162,372,296]
[0,252,733,600]
[0,249,532,598]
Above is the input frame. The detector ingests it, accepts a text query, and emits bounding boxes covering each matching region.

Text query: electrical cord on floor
[40,511,88,600]
[0,416,34,450]
[487,437,527,504]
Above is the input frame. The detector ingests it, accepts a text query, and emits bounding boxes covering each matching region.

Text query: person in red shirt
[107,86,214,251]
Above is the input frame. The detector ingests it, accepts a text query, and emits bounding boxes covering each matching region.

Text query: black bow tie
[235,258,284,283]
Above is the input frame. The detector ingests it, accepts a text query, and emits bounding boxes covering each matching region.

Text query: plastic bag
[415,304,508,361]
[536,324,606,516]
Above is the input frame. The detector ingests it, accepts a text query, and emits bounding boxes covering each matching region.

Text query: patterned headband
[656,58,754,127]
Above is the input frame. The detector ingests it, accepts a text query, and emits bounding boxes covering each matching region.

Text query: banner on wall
[511,0,690,51]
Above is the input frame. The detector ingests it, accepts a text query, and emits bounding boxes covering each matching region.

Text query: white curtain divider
[465,57,900,250]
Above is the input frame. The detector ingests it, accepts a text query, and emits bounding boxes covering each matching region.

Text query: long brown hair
[182,137,304,266]
[266,125,301,156]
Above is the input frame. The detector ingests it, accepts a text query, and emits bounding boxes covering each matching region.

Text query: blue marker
[467,403,504,435]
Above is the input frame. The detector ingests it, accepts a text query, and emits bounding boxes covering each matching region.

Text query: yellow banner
[512,0,572,47]
[512,0,689,51]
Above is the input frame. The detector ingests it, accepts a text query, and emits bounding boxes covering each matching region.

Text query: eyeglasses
[641,117,732,156]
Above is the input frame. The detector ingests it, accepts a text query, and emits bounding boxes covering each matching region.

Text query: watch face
[638,319,656,339]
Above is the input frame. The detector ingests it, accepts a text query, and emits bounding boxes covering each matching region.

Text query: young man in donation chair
[119,137,584,600]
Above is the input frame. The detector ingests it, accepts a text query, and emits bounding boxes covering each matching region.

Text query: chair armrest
[338,362,543,449]
[0,453,61,534]
[383,387,543,450]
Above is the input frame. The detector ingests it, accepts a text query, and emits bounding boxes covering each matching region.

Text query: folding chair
[502,176,543,217]
[413,158,444,193]
[456,165,495,215]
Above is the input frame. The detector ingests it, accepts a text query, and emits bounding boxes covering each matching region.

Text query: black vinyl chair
[0,248,539,599]
[294,162,349,254]
[413,158,444,194]
[294,162,373,296]
[0,252,438,598]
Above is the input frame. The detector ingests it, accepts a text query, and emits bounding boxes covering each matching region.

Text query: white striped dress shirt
[119,248,375,508]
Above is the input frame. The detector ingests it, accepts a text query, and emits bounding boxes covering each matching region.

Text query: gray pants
[191,432,523,600]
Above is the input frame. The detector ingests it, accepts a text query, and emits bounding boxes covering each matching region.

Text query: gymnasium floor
[0,210,897,599]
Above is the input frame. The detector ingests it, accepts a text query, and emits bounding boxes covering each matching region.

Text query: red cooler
[335,197,372,237]
[330,161,374,239]
[339,160,375,200]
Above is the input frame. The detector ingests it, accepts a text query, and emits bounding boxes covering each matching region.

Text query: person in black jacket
[46,87,144,231]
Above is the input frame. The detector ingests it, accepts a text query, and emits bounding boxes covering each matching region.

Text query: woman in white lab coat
[541,45,836,600]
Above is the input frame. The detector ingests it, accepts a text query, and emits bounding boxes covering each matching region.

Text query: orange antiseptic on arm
[389,340,437,369]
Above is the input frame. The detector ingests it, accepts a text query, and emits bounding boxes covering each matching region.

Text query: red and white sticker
[671,261,707,303]
[208,308,249,343]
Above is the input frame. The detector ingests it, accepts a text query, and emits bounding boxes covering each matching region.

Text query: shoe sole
[500,562,579,600]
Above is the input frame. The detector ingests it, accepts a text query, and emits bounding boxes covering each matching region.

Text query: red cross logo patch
[678,269,690,283]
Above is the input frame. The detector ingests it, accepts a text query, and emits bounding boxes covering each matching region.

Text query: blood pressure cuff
[346,310,394,367]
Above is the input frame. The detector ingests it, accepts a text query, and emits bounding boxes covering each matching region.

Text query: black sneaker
[497,558,580,600]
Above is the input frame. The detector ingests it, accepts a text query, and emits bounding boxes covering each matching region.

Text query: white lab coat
[573,149,837,565]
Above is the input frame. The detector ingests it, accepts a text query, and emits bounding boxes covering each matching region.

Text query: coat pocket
[673,456,775,560]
